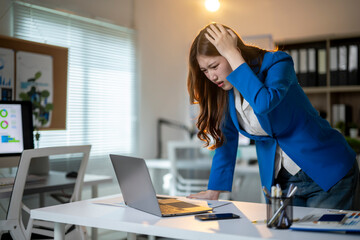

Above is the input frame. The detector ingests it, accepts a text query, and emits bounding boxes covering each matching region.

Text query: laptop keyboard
[158,199,210,215]
[159,201,199,209]
[159,203,198,214]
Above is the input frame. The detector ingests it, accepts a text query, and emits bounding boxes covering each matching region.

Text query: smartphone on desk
[195,213,240,221]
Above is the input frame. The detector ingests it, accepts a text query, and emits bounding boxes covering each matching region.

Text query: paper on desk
[206,200,232,209]
[290,209,360,232]
[92,197,126,207]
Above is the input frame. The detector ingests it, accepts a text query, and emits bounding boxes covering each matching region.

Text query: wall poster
[0,47,15,100]
[16,51,54,128]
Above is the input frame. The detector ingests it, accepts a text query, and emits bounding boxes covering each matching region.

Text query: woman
[187,23,359,210]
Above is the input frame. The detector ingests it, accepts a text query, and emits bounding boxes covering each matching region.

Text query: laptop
[109,154,212,217]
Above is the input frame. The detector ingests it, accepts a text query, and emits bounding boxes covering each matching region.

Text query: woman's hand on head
[205,24,238,59]
[187,190,221,200]
[205,24,245,70]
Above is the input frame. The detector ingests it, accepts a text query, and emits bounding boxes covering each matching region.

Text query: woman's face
[197,54,233,91]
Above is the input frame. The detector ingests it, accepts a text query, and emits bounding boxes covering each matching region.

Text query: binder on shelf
[317,48,327,86]
[330,47,339,86]
[290,49,300,83]
[307,48,317,86]
[298,49,308,87]
[348,44,359,85]
[338,45,348,85]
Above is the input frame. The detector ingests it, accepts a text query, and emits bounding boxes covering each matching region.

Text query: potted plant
[348,122,359,139]
[335,121,346,135]
[19,71,53,175]
[19,71,54,147]
[345,137,360,153]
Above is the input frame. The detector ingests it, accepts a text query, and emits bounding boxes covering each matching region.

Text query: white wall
[134,0,360,158]
[0,0,13,35]
[1,0,360,159]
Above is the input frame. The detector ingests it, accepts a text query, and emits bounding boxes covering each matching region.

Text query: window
[13,2,137,161]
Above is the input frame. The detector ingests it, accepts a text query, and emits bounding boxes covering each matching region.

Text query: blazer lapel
[228,89,272,141]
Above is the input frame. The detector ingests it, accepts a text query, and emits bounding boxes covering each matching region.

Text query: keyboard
[158,199,210,215]
[160,201,200,208]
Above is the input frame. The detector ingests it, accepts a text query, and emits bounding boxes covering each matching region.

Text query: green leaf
[19,92,30,101]
[35,132,41,141]
[33,101,41,107]
[35,71,42,79]
[41,90,50,98]
[45,104,54,111]
[38,116,48,126]
[29,87,37,95]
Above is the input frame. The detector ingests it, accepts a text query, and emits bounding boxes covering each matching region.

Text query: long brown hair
[187,24,269,149]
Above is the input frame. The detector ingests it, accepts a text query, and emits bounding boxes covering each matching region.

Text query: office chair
[0,145,91,240]
[167,141,210,196]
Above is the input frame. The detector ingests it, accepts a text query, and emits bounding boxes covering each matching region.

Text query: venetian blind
[13,1,137,158]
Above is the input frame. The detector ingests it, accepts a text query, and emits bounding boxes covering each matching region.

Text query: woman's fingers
[204,33,215,45]
[187,191,209,199]
[209,24,221,35]
[228,29,237,39]
[206,27,217,41]
[216,23,227,34]
[208,24,229,39]
[187,190,221,200]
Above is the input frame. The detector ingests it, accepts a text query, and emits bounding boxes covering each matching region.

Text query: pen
[276,184,282,197]
[262,186,271,198]
[286,184,294,197]
[277,183,294,227]
[271,186,276,198]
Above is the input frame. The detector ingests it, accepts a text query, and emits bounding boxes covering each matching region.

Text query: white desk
[31,194,360,240]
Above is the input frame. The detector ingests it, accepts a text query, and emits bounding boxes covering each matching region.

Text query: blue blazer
[207,51,356,193]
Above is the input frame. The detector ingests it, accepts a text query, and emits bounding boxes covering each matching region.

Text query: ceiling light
[205,0,220,12]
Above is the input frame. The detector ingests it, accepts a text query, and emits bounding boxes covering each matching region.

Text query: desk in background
[0,171,112,200]
[156,141,259,196]
[0,171,112,240]
[145,150,261,202]
[31,194,360,240]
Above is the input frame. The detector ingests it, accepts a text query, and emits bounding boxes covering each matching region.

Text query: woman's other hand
[187,190,221,200]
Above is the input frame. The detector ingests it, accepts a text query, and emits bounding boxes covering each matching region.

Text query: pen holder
[266,196,293,229]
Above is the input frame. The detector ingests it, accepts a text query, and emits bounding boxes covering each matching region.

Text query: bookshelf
[276,35,360,134]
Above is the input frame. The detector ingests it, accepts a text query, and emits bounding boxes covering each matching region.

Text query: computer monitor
[0,101,34,167]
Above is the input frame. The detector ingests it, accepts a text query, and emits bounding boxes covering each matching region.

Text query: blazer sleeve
[207,110,239,191]
[227,52,295,115]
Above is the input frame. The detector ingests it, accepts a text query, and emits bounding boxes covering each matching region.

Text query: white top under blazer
[234,88,301,177]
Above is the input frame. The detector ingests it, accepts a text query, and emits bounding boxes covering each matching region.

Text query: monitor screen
[0,101,34,156]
